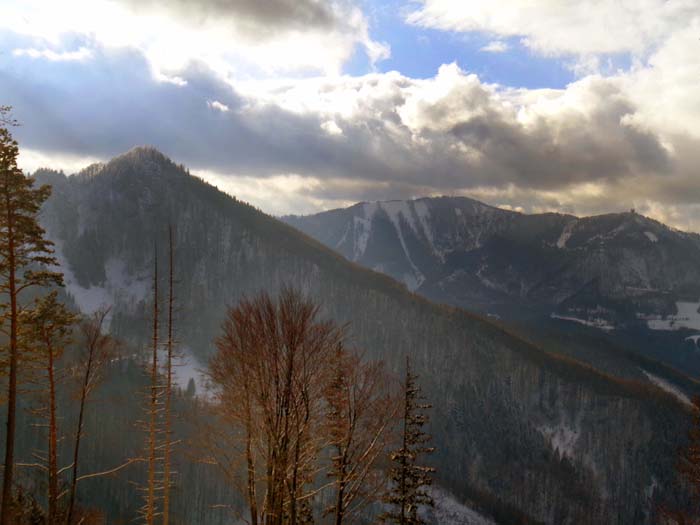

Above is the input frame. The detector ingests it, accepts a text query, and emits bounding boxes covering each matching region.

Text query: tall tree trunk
[48,340,58,524]
[1,191,17,525]
[146,253,159,525]
[245,399,258,525]
[334,445,347,525]
[67,325,96,525]
[162,227,174,525]
[398,358,411,525]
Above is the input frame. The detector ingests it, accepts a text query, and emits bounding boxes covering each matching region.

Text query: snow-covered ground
[52,237,210,397]
[550,313,615,331]
[424,487,496,525]
[351,200,429,290]
[160,346,208,395]
[646,301,700,330]
[556,220,577,249]
[538,422,579,460]
[686,334,700,347]
[52,238,148,318]
[641,370,691,407]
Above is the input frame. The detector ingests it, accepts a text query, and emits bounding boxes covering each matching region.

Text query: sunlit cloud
[1,0,389,79]
[1,0,699,232]
[13,46,93,61]
[480,41,509,53]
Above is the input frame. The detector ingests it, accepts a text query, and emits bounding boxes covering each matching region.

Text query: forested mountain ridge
[35,147,694,523]
[283,197,700,327]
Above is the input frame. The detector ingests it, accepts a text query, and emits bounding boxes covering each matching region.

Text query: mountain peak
[112,145,172,165]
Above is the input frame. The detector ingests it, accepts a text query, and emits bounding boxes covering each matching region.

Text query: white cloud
[195,170,352,216]
[407,0,697,58]
[18,148,104,175]
[12,46,93,61]
[320,120,343,135]
[480,40,508,53]
[622,20,700,140]
[3,0,700,232]
[1,0,387,79]
[208,100,230,112]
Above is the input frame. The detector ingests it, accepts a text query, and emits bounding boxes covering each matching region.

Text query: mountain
[35,148,696,523]
[283,197,700,372]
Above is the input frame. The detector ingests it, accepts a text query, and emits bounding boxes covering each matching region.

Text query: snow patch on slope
[382,200,418,235]
[53,239,148,317]
[550,313,615,331]
[641,370,691,407]
[646,301,700,330]
[424,487,495,524]
[686,334,700,347]
[160,346,208,395]
[381,201,425,290]
[644,231,658,243]
[414,200,438,255]
[556,220,577,249]
[539,422,580,459]
[351,202,378,260]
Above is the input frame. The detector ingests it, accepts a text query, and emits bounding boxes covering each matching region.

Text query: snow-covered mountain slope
[284,198,700,331]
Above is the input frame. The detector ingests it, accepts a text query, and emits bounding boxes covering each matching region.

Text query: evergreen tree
[660,396,700,524]
[22,291,77,523]
[679,397,700,506]
[0,106,63,524]
[381,357,435,525]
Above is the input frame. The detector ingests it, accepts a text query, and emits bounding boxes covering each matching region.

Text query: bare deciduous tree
[66,306,118,525]
[324,345,397,525]
[209,288,343,525]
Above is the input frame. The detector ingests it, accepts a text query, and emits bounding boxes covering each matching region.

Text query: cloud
[12,46,93,61]
[207,100,230,113]
[119,0,336,35]
[480,41,508,53]
[1,0,389,77]
[2,43,692,223]
[407,0,697,58]
[2,3,700,231]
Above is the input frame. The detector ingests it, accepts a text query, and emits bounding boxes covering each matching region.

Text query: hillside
[35,147,694,524]
[284,197,700,374]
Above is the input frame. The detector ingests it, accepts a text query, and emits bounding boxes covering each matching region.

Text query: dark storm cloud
[0,40,690,217]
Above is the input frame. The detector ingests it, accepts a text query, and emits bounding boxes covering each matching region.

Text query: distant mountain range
[283,197,700,371]
[33,147,697,524]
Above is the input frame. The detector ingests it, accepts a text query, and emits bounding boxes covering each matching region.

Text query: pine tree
[22,291,77,524]
[381,357,435,525]
[0,106,63,524]
[680,397,700,506]
[660,396,700,524]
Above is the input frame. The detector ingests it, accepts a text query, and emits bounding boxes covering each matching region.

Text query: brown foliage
[209,287,344,525]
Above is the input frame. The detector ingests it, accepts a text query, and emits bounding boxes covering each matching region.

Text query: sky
[1,0,699,231]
